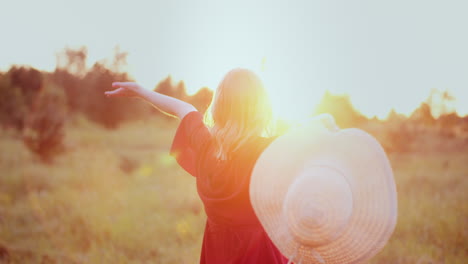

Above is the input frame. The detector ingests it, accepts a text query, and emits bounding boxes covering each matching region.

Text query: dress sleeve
[170,111,211,177]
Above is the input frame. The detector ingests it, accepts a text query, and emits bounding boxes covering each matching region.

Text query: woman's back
[108,68,286,263]
[171,111,286,264]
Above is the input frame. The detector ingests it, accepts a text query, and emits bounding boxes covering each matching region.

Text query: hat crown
[283,164,353,247]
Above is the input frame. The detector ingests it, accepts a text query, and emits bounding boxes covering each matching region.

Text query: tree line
[0,47,213,162]
[1,47,466,162]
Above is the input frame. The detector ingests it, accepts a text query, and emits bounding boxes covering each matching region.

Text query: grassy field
[0,116,467,263]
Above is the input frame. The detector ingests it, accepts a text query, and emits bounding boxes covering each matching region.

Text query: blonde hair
[205,68,274,160]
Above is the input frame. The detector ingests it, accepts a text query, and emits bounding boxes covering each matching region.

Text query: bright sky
[2,0,467,119]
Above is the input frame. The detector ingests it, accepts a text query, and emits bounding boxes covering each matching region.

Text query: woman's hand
[105,82,143,98]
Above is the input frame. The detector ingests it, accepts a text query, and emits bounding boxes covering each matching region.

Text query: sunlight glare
[259,63,325,125]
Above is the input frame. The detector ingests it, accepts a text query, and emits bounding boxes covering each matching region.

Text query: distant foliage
[437,112,461,138]
[23,83,66,163]
[79,63,152,128]
[55,46,88,76]
[0,74,27,130]
[52,47,154,128]
[0,66,66,162]
[425,88,456,117]
[410,102,435,127]
[8,66,43,108]
[51,69,83,112]
[154,76,213,115]
[0,47,466,158]
[314,91,367,128]
[0,67,43,130]
[363,91,467,153]
[188,87,213,114]
[385,122,417,153]
[155,76,188,101]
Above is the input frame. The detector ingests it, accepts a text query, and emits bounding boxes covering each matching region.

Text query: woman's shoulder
[181,110,204,124]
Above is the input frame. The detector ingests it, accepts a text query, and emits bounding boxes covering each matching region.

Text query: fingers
[112,82,136,88]
[105,88,125,97]
[107,82,141,98]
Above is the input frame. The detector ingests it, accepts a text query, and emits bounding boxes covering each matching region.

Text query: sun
[259,67,325,125]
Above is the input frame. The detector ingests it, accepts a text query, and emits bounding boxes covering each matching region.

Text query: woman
[106,68,287,263]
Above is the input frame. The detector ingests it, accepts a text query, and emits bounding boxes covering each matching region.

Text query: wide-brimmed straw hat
[250,115,397,264]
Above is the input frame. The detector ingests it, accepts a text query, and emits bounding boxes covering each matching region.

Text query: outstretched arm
[105,82,197,119]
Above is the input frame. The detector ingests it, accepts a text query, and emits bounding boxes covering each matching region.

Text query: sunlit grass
[371,152,468,264]
[0,117,466,263]
[0,116,204,263]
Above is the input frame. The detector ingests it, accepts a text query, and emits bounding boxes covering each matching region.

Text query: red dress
[170,111,288,264]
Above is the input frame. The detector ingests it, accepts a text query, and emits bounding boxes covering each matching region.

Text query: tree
[154,76,187,101]
[409,102,435,126]
[187,87,213,114]
[0,66,44,130]
[53,47,153,128]
[314,91,367,128]
[56,46,88,77]
[154,77,213,115]
[81,63,145,128]
[425,88,456,118]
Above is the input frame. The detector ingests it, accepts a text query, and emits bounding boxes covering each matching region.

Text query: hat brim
[250,123,397,264]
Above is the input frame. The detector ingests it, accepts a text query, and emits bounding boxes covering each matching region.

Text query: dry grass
[0,117,467,263]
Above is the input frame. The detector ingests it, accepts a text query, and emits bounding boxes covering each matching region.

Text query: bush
[8,66,43,108]
[22,82,66,163]
[155,76,213,115]
[81,63,153,129]
[0,67,43,130]
[0,75,28,130]
[314,92,367,128]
